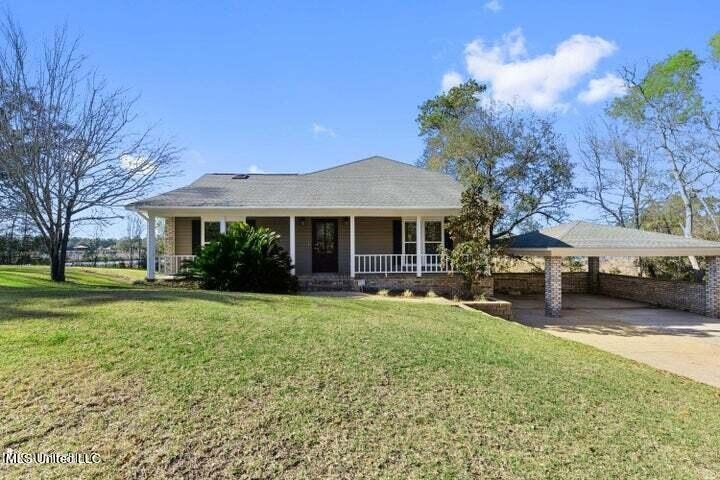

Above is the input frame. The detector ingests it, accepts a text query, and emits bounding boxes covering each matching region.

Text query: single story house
[127,156,467,292]
[128,155,720,318]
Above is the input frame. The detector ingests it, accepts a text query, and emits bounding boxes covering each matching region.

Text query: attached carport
[507,222,720,318]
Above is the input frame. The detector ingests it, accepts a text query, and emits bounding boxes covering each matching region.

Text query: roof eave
[507,247,720,257]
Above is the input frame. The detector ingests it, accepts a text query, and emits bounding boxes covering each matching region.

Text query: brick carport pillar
[588,256,600,294]
[707,256,720,318]
[544,256,562,317]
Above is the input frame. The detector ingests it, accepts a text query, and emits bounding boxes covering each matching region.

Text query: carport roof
[506,221,720,257]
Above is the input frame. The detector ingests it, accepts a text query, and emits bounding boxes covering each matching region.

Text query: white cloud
[484,0,502,12]
[120,154,154,175]
[577,72,627,104]
[312,122,336,138]
[441,71,464,92]
[463,28,617,111]
[247,164,265,174]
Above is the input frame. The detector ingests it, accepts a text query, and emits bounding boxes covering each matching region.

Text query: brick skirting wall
[597,273,706,315]
[356,274,469,296]
[494,271,708,315]
[494,272,589,295]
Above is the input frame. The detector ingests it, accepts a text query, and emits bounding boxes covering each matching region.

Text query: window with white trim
[203,221,221,244]
[403,220,417,254]
[424,220,442,254]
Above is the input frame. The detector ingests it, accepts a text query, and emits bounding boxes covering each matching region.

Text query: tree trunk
[50,248,64,281]
[675,175,700,270]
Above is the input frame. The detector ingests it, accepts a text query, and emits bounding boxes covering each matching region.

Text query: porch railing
[158,255,196,275]
[354,253,456,275]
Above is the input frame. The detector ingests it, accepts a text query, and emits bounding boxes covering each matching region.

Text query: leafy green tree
[609,50,703,124]
[442,180,503,286]
[417,80,575,239]
[184,222,297,293]
[710,33,720,62]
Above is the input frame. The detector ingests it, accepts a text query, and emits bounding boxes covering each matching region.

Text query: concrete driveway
[507,294,720,388]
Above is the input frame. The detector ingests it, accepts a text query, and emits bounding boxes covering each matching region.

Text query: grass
[1,266,719,479]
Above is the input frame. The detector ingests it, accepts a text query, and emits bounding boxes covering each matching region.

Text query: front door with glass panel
[312,219,338,273]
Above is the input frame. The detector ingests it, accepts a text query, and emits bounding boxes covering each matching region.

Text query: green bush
[183,223,297,293]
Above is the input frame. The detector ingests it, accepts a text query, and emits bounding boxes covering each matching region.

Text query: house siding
[295,218,311,274]
[253,217,290,252]
[174,217,196,255]
[168,215,398,275]
[355,217,396,254]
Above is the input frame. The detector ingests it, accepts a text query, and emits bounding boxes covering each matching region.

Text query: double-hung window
[203,221,221,244]
[403,221,417,255]
[402,219,444,259]
[424,220,442,254]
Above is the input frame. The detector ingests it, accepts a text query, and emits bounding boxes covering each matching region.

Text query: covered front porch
[149,212,459,280]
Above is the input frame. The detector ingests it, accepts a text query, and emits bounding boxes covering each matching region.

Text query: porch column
[416,215,423,277]
[146,214,156,281]
[706,256,720,318]
[220,217,226,234]
[350,215,356,278]
[544,256,562,317]
[164,217,175,256]
[588,256,600,294]
[289,216,296,275]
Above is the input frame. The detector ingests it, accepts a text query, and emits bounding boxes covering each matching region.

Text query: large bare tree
[610,53,719,270]
[0,17,178,280]
[579,120,658,229]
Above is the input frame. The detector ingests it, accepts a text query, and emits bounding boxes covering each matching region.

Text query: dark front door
[312,219,338,273]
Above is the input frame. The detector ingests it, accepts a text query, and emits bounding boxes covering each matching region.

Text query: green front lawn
[1,266,719,479]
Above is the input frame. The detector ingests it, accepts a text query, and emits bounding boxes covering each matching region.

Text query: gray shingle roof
[128,156,462,209]
[508,221,720,254]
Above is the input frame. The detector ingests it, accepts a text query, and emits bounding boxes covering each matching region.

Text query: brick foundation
[355,274,468,297]
[494,272,588,295]
[299,258,720,319]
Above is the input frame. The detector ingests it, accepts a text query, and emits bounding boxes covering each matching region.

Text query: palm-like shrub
[183,222,297,293]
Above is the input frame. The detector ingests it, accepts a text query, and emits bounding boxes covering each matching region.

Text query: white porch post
[220,217,227,234]
[416,215,423,277]
[289,216,296,275]
[350,215,356,278]
[146,214,156,281]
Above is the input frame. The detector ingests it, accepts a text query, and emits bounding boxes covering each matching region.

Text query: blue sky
[6,0,720,236]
